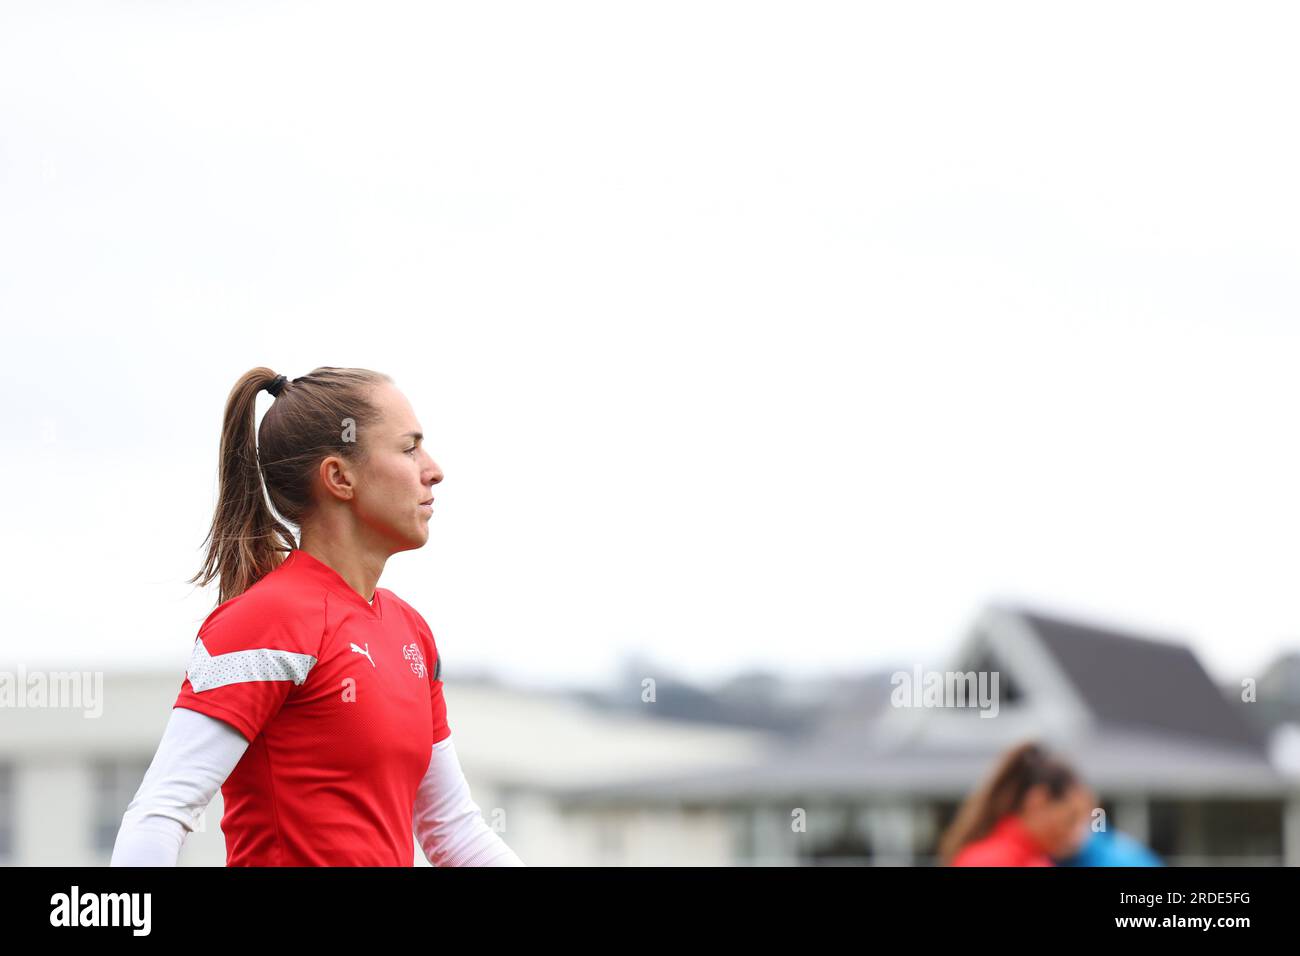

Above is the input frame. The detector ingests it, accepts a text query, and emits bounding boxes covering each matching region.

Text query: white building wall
[0,671,767,866]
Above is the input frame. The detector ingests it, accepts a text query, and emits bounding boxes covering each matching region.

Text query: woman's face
[1021,783,1093,858]
[350,383,443,552]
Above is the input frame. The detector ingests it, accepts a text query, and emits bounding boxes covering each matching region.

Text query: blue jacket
[1056,828,1163,866]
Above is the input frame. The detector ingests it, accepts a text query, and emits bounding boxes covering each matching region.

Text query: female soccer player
[111,367,524,866]
[937,741,1091,866]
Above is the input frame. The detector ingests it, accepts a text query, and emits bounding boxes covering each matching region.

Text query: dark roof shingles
[1017,609,1264,751]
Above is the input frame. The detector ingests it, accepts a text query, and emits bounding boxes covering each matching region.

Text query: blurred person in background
[938,741,1091,866]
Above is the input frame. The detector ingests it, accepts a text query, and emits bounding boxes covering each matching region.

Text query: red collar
[285,548,383,618]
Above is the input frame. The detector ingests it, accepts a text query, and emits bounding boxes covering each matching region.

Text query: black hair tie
[266,374,288,397]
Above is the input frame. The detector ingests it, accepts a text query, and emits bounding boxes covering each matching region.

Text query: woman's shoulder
[377,591,442,668]
[378,588,429,630]
[950,822,1052,867]
[197,564,331,648]
[950,837,1011,867]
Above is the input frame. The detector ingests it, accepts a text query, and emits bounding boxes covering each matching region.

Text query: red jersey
[949,814,1054,867]
[173,548,451,866]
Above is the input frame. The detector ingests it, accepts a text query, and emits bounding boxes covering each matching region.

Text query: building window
[0,764,13,862]
[919,800,963,865]
[964,647,1025,706]
[91,759,153,855]
[804,807,873,865]
[1148,799,1284,864]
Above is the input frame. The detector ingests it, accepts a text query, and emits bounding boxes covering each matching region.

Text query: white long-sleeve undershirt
[110,705,523,867]
[110,706,246,866]
[412,734,524,866]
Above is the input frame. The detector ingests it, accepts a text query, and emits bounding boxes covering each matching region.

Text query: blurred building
[0,671,768,866]
[565,602,1300,865]
[2,601,1298,865]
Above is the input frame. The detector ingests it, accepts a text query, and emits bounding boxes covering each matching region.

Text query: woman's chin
[385,526,430,554]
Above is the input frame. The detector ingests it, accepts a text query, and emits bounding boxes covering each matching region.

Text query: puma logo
[350,642,375,667]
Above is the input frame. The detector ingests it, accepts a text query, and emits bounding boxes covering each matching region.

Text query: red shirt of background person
[939,741,1093,867]
[950,814,1054,866]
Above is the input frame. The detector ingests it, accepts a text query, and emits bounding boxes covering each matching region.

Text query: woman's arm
[413,735,525,866]
[109,706,250,866]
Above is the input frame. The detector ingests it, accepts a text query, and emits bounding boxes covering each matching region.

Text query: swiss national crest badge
[403,642,427,678]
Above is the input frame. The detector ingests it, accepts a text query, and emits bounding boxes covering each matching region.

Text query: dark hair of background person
[935,740,1080,865]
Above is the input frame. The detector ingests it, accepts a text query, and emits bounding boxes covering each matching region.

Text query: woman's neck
[297,536,386,603]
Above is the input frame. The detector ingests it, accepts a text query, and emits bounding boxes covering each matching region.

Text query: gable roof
[1007,605,1265,751]
[557,601,1284,806]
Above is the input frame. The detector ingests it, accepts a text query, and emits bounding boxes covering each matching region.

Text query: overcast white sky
[2,2,1298,693]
